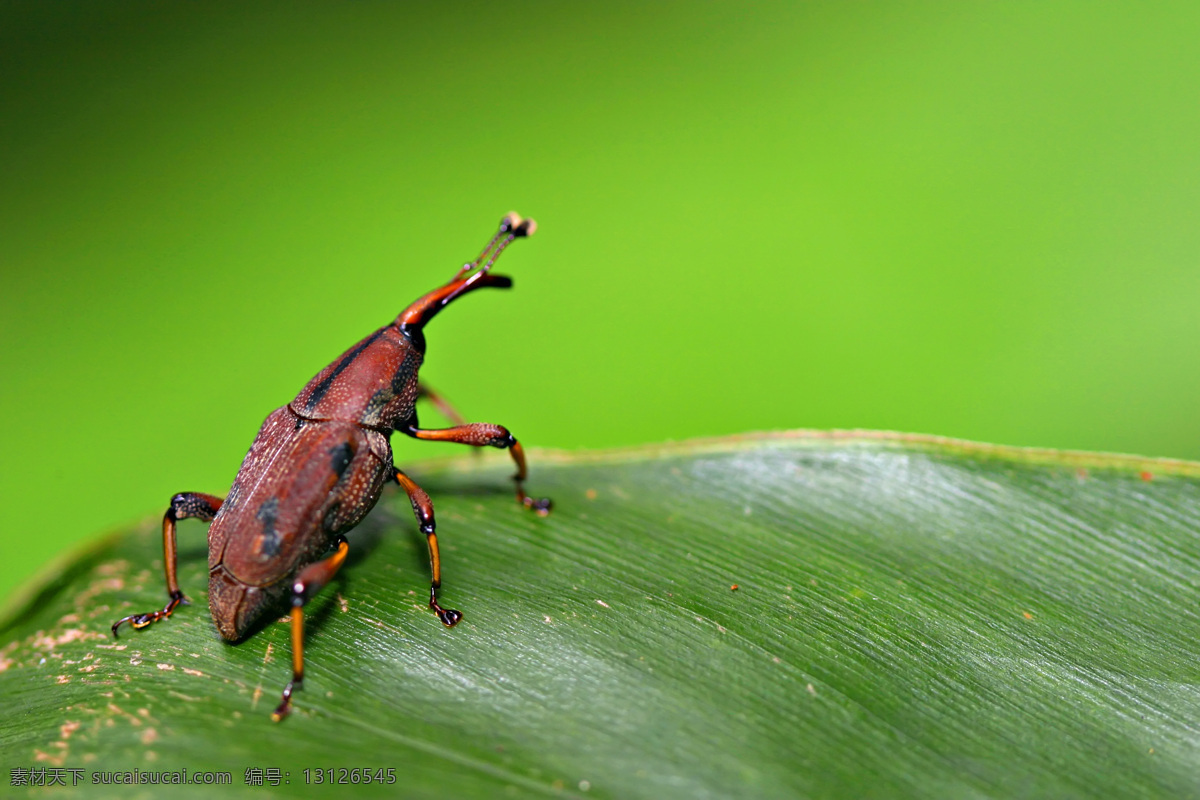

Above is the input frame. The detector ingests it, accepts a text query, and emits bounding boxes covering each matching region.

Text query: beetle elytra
[111,212,550,720]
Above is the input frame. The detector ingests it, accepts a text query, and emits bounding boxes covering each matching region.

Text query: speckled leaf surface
[2,432,1200,799]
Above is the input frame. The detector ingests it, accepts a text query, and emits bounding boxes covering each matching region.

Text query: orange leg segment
[273,535,350,722]
[112,492,223,637]
[404,423,552,515]
[393,468,462,627]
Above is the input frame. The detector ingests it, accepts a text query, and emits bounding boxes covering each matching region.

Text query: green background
[3,1,1200,606]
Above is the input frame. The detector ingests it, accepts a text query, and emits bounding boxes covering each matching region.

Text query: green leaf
[2,432,1198,798]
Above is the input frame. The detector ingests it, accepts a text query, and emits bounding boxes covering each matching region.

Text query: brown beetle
[112,213,550,720]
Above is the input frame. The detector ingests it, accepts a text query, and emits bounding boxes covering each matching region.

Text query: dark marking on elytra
[255,497,282,558]
[304,329,385,411]
[329,442,354,479]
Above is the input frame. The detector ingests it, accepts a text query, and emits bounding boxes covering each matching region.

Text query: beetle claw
[430,592,462,627]
[111,592,186,637]
[435,607,463,627]
[272,679,299,722]
[111,613,150,637]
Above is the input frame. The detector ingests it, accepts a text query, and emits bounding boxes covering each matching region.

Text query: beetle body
[209,323,417,641]
[112,213,549,719]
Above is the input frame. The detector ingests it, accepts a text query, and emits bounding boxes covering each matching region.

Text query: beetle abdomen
[207,565,289,641]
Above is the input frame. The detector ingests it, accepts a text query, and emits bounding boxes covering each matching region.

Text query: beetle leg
[273,535,350,722]
[404,423,552,515]
[416,383,483,459]
[393,468,462,627]
[112,492,223,637]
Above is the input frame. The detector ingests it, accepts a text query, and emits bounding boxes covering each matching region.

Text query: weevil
[111,213,551,720]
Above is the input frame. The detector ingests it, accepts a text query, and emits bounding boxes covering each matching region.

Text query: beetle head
[395,212,536,338]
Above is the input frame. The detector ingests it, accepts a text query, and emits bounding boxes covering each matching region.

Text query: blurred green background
[3,1,1200,607]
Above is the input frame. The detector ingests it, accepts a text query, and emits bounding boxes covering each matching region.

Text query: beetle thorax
[290,325,423,431]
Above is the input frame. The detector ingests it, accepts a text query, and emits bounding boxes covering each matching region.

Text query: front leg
[112,492,223,636]
[404,422,552,515]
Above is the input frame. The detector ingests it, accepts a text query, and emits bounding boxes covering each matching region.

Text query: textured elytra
[208,407,392,640]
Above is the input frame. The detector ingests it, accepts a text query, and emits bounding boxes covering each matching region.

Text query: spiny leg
[273,535,350,722]
[404,422,552,515]
[393,468,461,626]
[112,492,222,637]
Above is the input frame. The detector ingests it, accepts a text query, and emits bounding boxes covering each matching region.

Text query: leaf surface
[2,432,1199,798]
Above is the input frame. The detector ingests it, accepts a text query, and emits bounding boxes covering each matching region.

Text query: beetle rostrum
[111,212,551,721]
